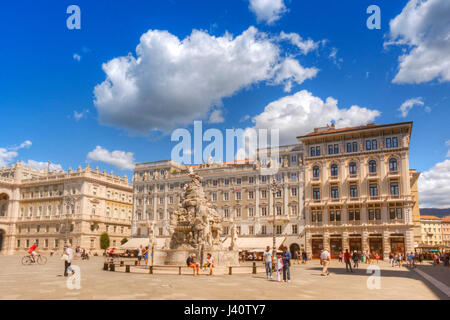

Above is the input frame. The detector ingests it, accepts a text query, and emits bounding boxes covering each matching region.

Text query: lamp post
[269,176,281,254]
[62,195,77,245]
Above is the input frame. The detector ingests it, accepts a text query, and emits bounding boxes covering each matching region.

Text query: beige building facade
[0,162,133,255]
[298,122,416,259]
[419,215,443,247]
[132,145,306,254]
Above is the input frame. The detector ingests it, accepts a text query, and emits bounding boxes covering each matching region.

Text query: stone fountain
[152,167,239,266]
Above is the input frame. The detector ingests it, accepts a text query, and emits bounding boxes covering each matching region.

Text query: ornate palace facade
[0,162,133,255]
[298,122,418,259]
[132,144,306,253]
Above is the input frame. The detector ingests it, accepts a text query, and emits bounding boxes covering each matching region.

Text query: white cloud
[73,53,81,62]
[398,97,430,117]
[249,0,287,25]
[87,146,135,170]
[208,109,225,124]
[240,114,251,122]
[23,160,63,171]
[248,90,381,144]
[94,27,318,133]
[278,32,319,55]
[385,0,450,84]
[73,110,88,121]
[328,47,343,67]
[0,140,32,167]
[419,159,450,208]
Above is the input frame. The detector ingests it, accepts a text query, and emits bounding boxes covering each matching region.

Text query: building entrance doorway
[330,238,342,259]
[390,237,405,254]
[349,237,362,252]
[311,238,323,259]
[369,238,383,256]
[289,243,300,258]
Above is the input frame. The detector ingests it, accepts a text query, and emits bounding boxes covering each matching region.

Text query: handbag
[61,254,69,261]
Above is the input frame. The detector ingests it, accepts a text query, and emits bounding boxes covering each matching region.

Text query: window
[390,182,399,195]
[311,147,315,157]
[350,185,358,198]
[331,164,338,176]
[224,208,229,218]
[248,191,254,199]
[353,142,358,152]
[212,180,217,187]
[313,188,320,200]
[291,155,297,164]
[311,210,322,222]
[212,193,217,202]
[331,186,339,199]
[291,188,297,197]
[366,140,371,150]
[248,207,254,217]
[349,162,357,175]
[369,184,378,197]
[261,176,267,183]
[236,178,242,185]
[368,160,377,173]
[261,225,267,235]
[276,225,282,235]
[292,224,298,234]
[249,226,254,235]
[223,192,229,201]
[159,211,164,220]
[261,207,267,216]
[334,144,339,154]
[389,158,398,171]
[348,209,361,221]
[368,209,381,220]
[248,177,254,184]
[347,143,352,153]
[328,145,333,155]
[313,166,320,178]
[159,228,163,236]
[315,146,321,156]
[276,206,282,215]
[290,205,298,215]
[169,196,174,204]
[261,190,267,199]
[235,192,242,200]
[372,140,377,150]
[276,190,282,198]
[392,137,398,148]
[290,173,297,181]
[386,138,391,148]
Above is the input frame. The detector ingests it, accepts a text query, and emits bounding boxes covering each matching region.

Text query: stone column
[362,229,369,252]
[343,231,349,252]
[324,230,330,251]
[305,230,312,258]
[383,230,390,260]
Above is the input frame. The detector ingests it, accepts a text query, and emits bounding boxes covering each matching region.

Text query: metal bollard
[120,260,124,266]
[252,262,257,274]
[135,260,138,266]
[125,265,130,273]
[149,266,153,274]
[109,263,115,272]
[178,266,182,275]
[103,262,109,271]
[229,266,232,275]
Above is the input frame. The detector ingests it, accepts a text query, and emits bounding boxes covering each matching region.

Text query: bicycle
[22,254,47,265]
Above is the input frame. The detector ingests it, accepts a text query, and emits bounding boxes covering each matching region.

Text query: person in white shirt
[320,249,331,276]
[64,243,74,277]
[263,246,273,279]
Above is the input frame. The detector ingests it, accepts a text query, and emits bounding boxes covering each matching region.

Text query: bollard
[103,262,109,271]
[252,262,257,274]
[135,260,138,266]
[125,265,130,273]
[178,266,182,275]
[229,266,232,275]
[109,263,115,272]
[149,266,153,274]
[120,260,124,266]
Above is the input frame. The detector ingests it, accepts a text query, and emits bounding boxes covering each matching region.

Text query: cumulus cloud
[0,140,32,167]
[248,90,381,144]
[249,0,287,25]
[73,53,81,62]
[419,159,450,208]
[208,109,225,124]
[278,31,320,55]
[94,27,318,133]
[398,97,430,117]
[73,110,88,121]
[87,146,135,170]
[385,0,450,84]
[23,160,63,171]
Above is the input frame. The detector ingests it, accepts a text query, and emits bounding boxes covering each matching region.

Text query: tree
[100,232,110,253]
[121,237,128,245]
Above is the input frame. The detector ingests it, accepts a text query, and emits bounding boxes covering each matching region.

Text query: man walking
[263,246,273,279]
[282,247,292,282]
[320,249,331,276]
[344,249,353,272]
[64,243,74,277]
[352,250,359,269]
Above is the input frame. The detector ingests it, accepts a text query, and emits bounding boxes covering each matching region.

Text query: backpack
[186,257,191,266]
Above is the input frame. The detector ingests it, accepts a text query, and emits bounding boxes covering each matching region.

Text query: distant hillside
[420,208,450,218]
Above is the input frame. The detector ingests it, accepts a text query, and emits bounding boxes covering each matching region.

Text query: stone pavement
[0,256,448,300]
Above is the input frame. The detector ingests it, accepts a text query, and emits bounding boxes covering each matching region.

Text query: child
[276,255,284,282]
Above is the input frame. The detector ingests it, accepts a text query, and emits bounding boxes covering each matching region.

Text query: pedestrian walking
[302,250,307,264]
[63,243,74,277]
[143,246,149,265]
[263,246,273,279]
[344,249,353,272]
[276,254,283,282]
[320,249,331,276]
[338,251,343,263]
[282,247,291,282]
[137,245,143,266]
[352,251,359,269]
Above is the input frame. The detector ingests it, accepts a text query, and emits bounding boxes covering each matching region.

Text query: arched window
[389,158,398,172]
[349,162,357,175]
[368,160,377,173]
[331,164,338,176]
[312,166,320,178]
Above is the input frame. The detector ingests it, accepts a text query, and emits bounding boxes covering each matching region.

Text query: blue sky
[1,0,449,207]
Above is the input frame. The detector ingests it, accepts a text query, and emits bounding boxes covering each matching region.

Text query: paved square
[0,256,448,300]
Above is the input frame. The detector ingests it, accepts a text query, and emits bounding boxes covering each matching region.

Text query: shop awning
[119,238,150,249]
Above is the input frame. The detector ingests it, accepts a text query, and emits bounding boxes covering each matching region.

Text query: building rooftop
[297,121,413,139]
[420,215,442,221]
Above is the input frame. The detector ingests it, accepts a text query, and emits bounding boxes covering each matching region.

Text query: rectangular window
[331,186,339,199]
[392,137,398,148]
[336,210,341,221]
[313,188,320,200]
[236,192,242,200]
[349,210,354,221]
[334,144,339,154]
[236,178,242,185]
[276,225,282,235]
[350,185,358,198]
[249,225,254,235]
[328,145,333,155]
[375,209,381,220]
[329,211,335,221]
[291,188,297,196]
[248,207,254,217]
[368,209,375,220]
[291,155,297,164]
[390,182,399,195]
[236,208,241,218]
[396,208,403,219]
[223,192,229,201]
[316,146,321,156]
[261,176,267,183]
[386,138,392,148]
[292,224,298,234]
[261,225,267,235]
[212,193,217,202]
[347,143,352,153]
[276,207,282,215]
[353,142,358,152]
[224,208,229,218]
[355,210,360,220]
[389,208,396,220]
[248,191,254,199]
[310,147,315,157]
[261,190,267,199]
[261,207,267,216]
[369,184,378,197]
[248,177,254,184]
[372,139,377,150]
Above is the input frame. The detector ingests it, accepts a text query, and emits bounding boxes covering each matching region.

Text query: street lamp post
[62,195,77,245]
[269,176,281,254]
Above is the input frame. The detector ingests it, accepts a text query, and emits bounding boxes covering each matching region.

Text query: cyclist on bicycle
[28,241,39,262]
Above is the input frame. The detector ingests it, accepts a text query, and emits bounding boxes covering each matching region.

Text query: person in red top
[344,249,353,272]
[28,241,39,262]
